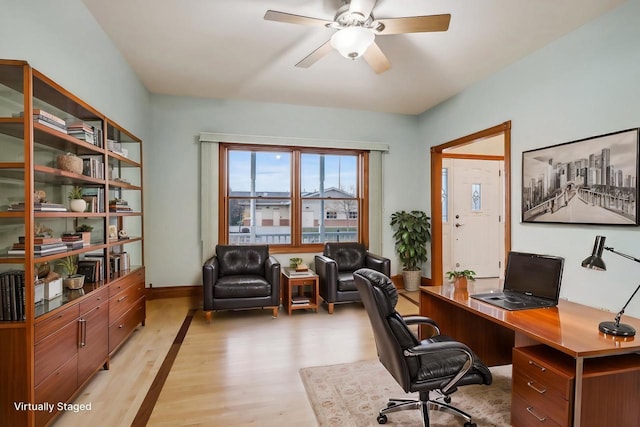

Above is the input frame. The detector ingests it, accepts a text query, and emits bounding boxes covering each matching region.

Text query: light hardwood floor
[53,292,419,426]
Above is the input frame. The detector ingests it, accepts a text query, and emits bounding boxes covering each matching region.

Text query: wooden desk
[420,284,640,427]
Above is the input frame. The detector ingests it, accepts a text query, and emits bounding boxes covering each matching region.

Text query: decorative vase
[56,154,83,174]
[63,274,85,290]
[69,198,87,213]
[402,269,422,291]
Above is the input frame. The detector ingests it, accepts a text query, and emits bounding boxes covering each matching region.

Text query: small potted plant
[289,257,303,268]
[446,269,476,289]
[75,223,93,246]
[390,210,431,291]
[57,255,85,289]
[68,186,86,212]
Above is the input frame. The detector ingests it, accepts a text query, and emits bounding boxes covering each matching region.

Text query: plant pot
[402,269,422,291]
[63,274,85,290]
[79,231,91,246]
[56,154,83,174]
[454,277,468,290]
[69,198,87,213]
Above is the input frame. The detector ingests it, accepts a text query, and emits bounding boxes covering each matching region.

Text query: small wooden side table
[281,268,320,315]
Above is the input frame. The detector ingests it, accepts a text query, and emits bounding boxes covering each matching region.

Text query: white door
[450,159,503,278]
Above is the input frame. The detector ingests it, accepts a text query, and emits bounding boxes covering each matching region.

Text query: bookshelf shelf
[0,59,145,426]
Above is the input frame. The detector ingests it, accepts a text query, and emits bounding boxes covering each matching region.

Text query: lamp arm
[604,246,640,264]
[612,283,640,327]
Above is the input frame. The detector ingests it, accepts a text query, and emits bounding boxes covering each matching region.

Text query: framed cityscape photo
[522,128,639,225]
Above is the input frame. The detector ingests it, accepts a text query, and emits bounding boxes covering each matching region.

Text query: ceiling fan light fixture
[330,26,374,60]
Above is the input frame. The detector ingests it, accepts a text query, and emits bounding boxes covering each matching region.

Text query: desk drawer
[109,282,144,323]
[109,268,144,297]
[109,298,145,354]
[35,354,78,427]
[34,304,79,343]
[79,286,109,315]
[34,320,78,386]
[512,390,564,427]
[513,346,574,399]
[513,370,570,426]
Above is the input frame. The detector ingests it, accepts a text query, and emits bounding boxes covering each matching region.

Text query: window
[220,144,368,250]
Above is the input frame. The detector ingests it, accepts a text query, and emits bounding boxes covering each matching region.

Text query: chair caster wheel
[463,422,476,427]
[377,414,388,424]
[444,395,451,403]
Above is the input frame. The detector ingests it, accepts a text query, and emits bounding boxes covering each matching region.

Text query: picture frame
[522,128,639,225]
[108,224,118,240]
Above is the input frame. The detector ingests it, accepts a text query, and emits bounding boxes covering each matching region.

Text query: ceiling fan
[264,0,451,74]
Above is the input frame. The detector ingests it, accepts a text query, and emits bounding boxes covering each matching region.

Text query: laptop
[470,251,564,311]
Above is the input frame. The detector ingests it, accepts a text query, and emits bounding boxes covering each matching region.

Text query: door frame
[430,121,512,285]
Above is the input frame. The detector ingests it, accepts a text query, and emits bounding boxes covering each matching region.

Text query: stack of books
[0,271,26,321]
[109,198,132,212]
[79,155,105,179]
[8,236,67,257]
[67,120,94,143]
[82,187,105,213]
[14,109,67,134]
[291,296,310,305]
[8,202,67,212]
[61,233,84,250]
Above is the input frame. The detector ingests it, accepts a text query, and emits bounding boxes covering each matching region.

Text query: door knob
[455,223,464,228]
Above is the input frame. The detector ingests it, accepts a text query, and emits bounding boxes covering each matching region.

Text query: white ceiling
[82,0,624,115]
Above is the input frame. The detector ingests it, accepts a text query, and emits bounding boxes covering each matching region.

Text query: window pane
[228,150,291,195]
[301,153,357,197]
[227,198,291,244]
[471,183,482,212]
[301,199,358,244]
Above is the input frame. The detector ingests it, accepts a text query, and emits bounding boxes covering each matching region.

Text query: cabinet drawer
[513,370,571,426]
[79,286,109,315]
[109,299,145,354]
[513,346,574,399]
[109,283,144,322]
[34,304,79,343]
[35,354,78,427]
[34,320,78,386]
[109,268,144,297]
[512,390,564,427]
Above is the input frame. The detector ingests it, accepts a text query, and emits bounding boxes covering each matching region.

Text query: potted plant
[57,255,85,289]
[446,269,476,289]
[75,223,93,246]
[390,210,431,291]
[68,186,86,212]
[289,257,303,268]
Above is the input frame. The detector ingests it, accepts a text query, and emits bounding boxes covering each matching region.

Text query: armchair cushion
[214,275,272,299]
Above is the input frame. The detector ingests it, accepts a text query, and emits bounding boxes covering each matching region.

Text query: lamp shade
[330,26,375,59]
[581,235,607,271]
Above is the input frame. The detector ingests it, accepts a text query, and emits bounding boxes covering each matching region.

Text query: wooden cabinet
[512,345,640,427]
[0,59,145,426]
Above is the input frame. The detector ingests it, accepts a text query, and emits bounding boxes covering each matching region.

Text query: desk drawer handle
[526,406,547,422]
[117,295,128,303]
[528,360,547,372]
[527,380,546,394]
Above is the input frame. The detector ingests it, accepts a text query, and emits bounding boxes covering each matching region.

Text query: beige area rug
[300,360,512,427]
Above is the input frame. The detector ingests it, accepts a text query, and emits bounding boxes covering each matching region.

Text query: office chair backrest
[324,242,367,272]
[354,268,420,392]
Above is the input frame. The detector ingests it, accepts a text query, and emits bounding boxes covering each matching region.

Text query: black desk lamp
[581,235,640,337]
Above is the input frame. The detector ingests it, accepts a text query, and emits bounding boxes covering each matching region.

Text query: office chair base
[378,396,476,427]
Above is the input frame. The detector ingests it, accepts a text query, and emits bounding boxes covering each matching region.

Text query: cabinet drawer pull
[528,360,547,372]
[527,380,546,394]
[118,324,124,329]
[526,406,547,422]
[117,295,128,302]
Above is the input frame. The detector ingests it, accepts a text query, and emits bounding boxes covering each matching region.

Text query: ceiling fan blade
[295,40,333,68]
[264,10,333,28]
[348,0,377,19]
[363,41,391,74]
[374,14,451,35]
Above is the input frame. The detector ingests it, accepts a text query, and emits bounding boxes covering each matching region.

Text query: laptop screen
[504,251,564,301]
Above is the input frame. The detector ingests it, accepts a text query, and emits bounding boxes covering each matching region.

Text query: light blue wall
[418,0,640,317]
[148,95,424,286]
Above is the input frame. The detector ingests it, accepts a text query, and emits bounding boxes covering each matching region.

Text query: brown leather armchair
[202,245,280,322]
[314,242,390,313]
[354,268,492,427]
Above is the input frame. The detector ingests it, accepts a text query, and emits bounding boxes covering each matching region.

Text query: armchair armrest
[314,255,338,301]
[265,256,281,305]
[404,340,475,394]
[403,315,441,336]
[202,256,219,310]
[365,252,391,277]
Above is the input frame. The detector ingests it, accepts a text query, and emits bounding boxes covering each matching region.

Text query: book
[19,236,62,245]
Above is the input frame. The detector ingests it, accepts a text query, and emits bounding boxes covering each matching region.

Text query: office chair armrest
[403,315,441,335]
[404,340,475,394]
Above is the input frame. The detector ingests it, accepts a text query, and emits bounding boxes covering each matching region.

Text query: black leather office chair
[353,268,492,427]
